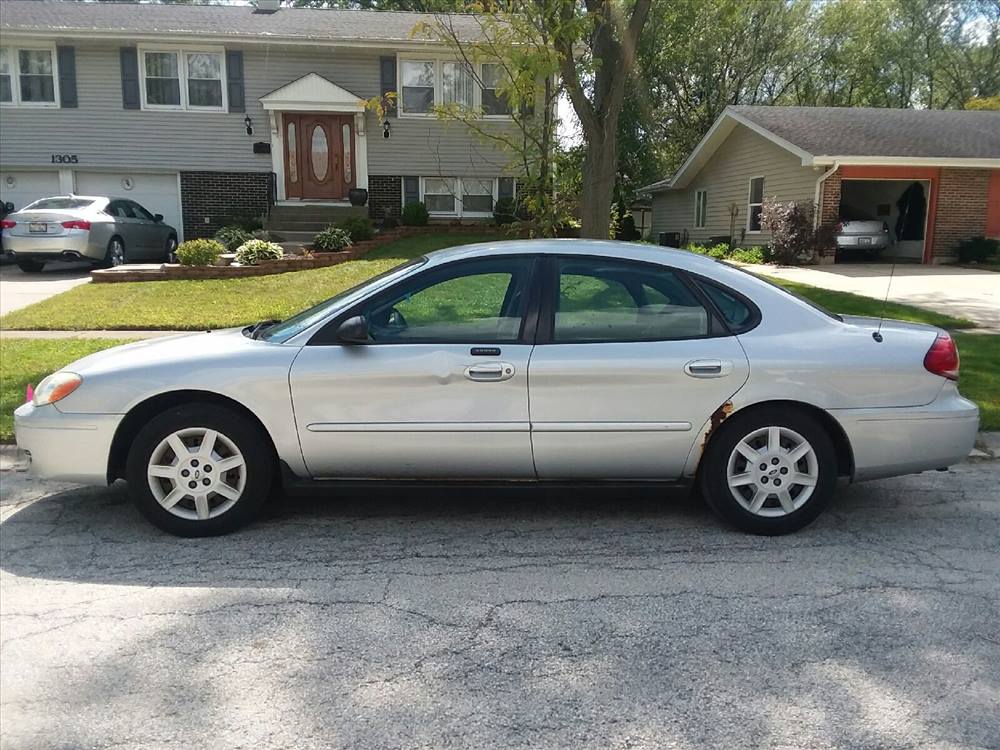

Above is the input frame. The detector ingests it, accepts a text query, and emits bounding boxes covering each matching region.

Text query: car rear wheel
[102,237,126,268]
[125,404,274,537]
[165,234,178,263]
[16,259,45,273]
[700,407,837,535]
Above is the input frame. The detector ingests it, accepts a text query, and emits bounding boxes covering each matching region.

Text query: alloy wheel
[725,425,819,517]
[146,427,247,521]
[109,239,125,266]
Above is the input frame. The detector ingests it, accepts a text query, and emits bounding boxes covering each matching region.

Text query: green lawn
[954,333,1000,432]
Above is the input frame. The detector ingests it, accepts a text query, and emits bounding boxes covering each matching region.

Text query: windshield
[23,198,97,211]
[260,257,427,343]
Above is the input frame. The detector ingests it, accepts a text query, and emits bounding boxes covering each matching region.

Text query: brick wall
[817,171,842,264]
[931,168,990,262]
[368,175,401,221]
[180,171,271,239]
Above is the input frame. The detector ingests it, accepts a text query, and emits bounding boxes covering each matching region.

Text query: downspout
[813,161,840,228]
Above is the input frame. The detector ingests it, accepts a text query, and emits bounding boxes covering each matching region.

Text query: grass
[0,233,505,331]
[954,333,1000,431]
[0,338,135,441]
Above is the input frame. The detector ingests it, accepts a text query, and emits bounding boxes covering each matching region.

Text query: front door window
[283,114,355,200]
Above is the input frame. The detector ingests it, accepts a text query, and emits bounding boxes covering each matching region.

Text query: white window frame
[746,176,765,233]
[0,43,60,108]
[694,189,707,229]
[480,62,513,119]
[138,44,227,112]
[418,176,501,218]
[398,55,513,120]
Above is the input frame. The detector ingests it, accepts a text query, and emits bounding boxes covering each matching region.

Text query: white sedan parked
[14,240,978,537]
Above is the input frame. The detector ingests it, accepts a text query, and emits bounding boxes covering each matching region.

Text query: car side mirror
[153,213,164,223]
[336,315,369,344]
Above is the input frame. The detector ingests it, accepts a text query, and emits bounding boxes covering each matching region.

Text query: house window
[442,61,474,108]
[481,63,511,116]
[0,46,58,106]
[418,177,501,217]
[423,177,458,214]
[695,189,707,229]
[140,46,226,111]
[747,176,765,232]
[401,60,435,114]
[462,178,494,214]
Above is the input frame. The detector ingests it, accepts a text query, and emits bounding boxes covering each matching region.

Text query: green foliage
[965,96,1000,111]
[234,239,284,265]
[493,197,530,226]
[957,236,1000,264]
[221,213,263,231]
[401,202,429,227]
[214,225,254,252]
[312,226,353,252]
[686,243,766,264]
[176,239,224,267]
[338,216,375,242]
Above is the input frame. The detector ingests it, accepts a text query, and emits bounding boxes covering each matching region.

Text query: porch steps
[268,203,368,241]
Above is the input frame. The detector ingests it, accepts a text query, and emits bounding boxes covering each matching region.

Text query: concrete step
[269,230,321,243]
[269,221,339,232]
[270,205,367,219]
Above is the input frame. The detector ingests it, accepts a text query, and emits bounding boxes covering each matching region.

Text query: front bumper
[832,384,979,481]
[2,230,101,261]
[14,401,122,485]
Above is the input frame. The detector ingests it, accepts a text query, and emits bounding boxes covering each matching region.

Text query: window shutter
[380,55,397,116]
[498,177,515,201]
[120,47,140,110]
[403,176,420,205]
[226,50,245,113]
[56,46,77,108]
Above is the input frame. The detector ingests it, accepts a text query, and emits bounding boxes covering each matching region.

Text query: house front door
[284,114,356,200]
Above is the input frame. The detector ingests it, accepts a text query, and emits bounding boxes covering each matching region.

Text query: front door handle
[684,359,733,378]
[464,361,515,382]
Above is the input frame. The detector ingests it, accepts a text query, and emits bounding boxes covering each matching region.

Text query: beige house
[645,106,1000,264]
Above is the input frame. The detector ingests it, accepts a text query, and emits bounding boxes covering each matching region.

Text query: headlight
[33,372,83,407]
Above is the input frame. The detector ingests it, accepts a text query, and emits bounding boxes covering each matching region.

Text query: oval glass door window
[287,122,297,183]
[342,123,352,184]
[311,125,329,181]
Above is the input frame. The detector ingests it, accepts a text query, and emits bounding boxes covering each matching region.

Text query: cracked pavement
[1,463,998,749]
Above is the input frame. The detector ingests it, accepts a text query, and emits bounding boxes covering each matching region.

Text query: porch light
[244,115,254,136]
[382,119,391,140]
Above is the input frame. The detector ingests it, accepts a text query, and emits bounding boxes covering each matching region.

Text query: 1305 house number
[50,154,80,164]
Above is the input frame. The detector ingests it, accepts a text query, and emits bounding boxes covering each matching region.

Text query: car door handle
[684,359,733,378]
[464,362,515,382]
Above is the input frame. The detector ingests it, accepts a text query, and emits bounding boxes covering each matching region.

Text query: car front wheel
[125,404,274,537]
[700,407,837,535]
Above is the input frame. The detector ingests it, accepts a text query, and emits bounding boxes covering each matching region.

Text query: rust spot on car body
[702,400,734,449]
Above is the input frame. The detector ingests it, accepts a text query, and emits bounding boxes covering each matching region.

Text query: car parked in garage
[834,206,891,258]
[0,195,178,272]
[14,240,979,538]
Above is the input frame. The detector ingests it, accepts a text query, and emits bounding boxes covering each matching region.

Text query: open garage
[838,178,930,262]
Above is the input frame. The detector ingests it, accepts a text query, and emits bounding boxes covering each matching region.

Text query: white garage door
[75,171,183,241]
[0,170,61,213]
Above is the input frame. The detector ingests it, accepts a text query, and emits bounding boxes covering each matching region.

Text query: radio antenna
[873,262,896,343]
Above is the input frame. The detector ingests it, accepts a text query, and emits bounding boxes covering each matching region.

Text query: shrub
[687,243,729,259]
[223,213,264,231]
[728,246,766,264]
[338,216,375,242]
[616,214,641,241]
[234,239,283,265]
[493,197,530,226]
[381,214,400,229]
[214,225,254,252]
[401,201,429,226]
[760,199,816,264]
[957,235,1000,264]
[175,238,224,267]
[312,226,353,252]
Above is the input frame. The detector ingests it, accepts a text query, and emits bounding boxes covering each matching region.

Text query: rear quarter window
[692,277,760,333]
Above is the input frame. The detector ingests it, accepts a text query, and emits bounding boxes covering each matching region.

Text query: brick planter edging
[91,225,519,283]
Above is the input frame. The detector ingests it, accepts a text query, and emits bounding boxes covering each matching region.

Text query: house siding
[649,124,819,246]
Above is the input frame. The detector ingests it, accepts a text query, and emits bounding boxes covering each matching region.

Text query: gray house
[646,106,1000,264]
[0,0,520,240]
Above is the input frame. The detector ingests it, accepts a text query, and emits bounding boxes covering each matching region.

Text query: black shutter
[56,46,77,108]
[226,50,245,113]
[403,176,420,205]
[380,54,397,116]
[120,47,140,110]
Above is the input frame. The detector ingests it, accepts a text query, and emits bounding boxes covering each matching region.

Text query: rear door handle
[684,359,733,378]
[464,362,515,382]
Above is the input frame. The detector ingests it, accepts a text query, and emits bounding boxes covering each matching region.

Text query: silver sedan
[14,240,979,537]
[1,195,178,272]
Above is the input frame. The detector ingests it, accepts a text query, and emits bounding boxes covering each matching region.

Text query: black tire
[125,403,275,537]
[102,236,126,268]
[699,406,838,535]
[16,259,45,273]
[165,234,178,263]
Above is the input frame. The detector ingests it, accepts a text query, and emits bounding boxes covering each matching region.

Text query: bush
[687,243,729,259]
[338,216,374,242]
[234,239,283,265]
[401,201,429,226]
[957,235,1000,263]
[214,225,254,252]
[312,226,353,252]
[222,213,264,231]
[616,214,641,241]
[728,246,766,264]
[761,199,817,264]
[493,197,530,226]
[175,238,224,267]
[381,214,400,229]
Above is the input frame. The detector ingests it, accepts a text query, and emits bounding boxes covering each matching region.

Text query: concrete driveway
[2,464,998,749]
[761,264,1000,331]
[0,261,92,316]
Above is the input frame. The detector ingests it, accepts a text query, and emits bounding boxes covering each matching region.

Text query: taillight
[834,221,844,233]
[923,333,960,380]
[0,219,15,229]
[61,220,91,230]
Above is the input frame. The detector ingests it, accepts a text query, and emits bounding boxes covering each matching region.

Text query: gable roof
[260,73,364,112]
[645,105,1000,192]
[0,0,489,46]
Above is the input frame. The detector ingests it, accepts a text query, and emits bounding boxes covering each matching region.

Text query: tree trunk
[579,129,618,239]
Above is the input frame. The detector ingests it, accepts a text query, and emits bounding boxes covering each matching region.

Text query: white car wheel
[725,426,819,517]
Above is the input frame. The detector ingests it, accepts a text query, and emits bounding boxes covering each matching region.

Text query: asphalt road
[1,463,998,749]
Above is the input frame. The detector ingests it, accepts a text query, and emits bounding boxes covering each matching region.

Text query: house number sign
[50,154,80,164]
